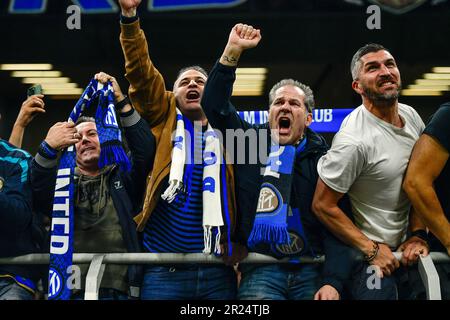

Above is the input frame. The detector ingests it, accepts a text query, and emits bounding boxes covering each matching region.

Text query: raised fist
[227,23,262,52]
[94,71,125,102]
[118,0,141,17]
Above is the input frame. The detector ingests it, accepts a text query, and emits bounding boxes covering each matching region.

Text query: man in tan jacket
[118,0,240,300]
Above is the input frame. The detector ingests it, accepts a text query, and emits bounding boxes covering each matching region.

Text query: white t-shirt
[317,103,425,248]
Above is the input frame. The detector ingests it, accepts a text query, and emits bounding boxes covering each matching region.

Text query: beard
[362,81,402,103]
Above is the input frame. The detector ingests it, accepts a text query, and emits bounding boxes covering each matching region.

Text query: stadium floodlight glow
[41,83,79,90]
[404,87,443,91]
[432,67,450,73]
[43,88,83,95]
[232,92,264,97]
[235,78,266,86]
[423,73,450,80]
[233,67,267,96]
[22,77,71,84]
[235,78,266,84]
[232,89,264,96]
[0,63,53,70]
[236,68,268,75]
[401,89,443,96]
[233,84,265,89]
[416,79,450,86]
[233,85,264,95]
[11,71,62,77]
[407,67,450,95]
[408,84,450,91]
[233,83,265,90]
[234,74,267,81]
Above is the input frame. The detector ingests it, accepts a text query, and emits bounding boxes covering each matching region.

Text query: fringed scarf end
[161,180,183,203]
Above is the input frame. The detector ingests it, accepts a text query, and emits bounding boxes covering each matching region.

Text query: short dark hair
[173,65,208,91]
[75,116,95,126]
[351,43,388,80]
[269,79,315,113]
[176,65,208,81]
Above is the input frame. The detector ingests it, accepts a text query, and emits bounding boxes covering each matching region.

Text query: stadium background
[0,0,449,152]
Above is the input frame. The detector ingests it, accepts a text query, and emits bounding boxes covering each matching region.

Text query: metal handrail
[0,252,324,265]
[2,252,449,265]
[0,252,448,300]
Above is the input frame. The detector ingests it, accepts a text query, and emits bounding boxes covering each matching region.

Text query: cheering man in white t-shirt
[312,43,430,300]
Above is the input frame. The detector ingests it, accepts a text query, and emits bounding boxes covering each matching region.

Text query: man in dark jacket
[201,23,348,300]
[0,137,41,300]
[1,101,47,300]
[31,72,155,300]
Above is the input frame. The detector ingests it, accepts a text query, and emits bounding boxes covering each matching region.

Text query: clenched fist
[227,23,262,51]
[220,23,262,66]
[118,0,141,17]
[94,72,125,102]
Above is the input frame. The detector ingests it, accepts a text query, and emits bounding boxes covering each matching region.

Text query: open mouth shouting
[186,90,201,103]
[278,116,292,136]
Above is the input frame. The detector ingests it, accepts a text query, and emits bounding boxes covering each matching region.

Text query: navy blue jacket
[30,109,155,296]
[201,61,353,294]
[0,139,42,281]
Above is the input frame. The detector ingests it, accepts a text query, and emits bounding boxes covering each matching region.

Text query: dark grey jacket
[31,109,155,297]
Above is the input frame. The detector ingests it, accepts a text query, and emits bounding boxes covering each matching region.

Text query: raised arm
[95,71,156,212]
[118,0,171,129]
[201,23,261,133]
[219,24,262,68]
[9,95,45,148]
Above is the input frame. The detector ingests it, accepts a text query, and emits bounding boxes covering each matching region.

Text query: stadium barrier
[0,252,448,300]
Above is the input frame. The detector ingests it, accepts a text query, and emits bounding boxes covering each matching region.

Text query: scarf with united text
[48,79,130,300]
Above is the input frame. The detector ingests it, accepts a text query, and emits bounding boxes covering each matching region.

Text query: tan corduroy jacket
[119,19,237,238]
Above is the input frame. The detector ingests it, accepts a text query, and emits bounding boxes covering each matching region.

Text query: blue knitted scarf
[248,138,307,249]
[47,79,130,300]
